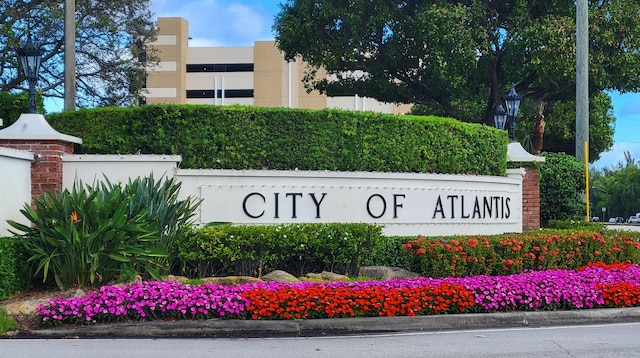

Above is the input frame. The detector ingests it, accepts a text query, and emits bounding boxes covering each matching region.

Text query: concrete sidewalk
[19,307,640,339]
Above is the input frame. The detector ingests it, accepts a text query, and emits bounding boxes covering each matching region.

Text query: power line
[615,138,640,144]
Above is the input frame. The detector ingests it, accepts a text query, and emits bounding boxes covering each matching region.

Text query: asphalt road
[3,322,640,358]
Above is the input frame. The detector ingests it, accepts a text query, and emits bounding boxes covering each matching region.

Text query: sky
[70,0,640,170]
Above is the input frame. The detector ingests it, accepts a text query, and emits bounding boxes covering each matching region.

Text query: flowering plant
[37,263,640,326]
[404,230,640,277]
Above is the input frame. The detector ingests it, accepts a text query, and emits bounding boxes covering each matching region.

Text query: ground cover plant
[0,307,17,332]
[36,262,640,326]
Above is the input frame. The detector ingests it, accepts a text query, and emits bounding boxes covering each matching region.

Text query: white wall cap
[506,167,527,179]
[0,113,82,144]
[0,146,34,161]
[177,168,518,184]
[64,154,182,162]
[507,142,545,163]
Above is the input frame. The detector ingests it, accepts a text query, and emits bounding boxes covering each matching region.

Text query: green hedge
[0,92,44,127]
[539,152,586,225]
[0,237,23,300]
[176,223,389,278]
[546,219,607,231]
[46,105,507,175]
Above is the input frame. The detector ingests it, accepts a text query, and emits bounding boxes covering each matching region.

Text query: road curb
[17,307,640,339]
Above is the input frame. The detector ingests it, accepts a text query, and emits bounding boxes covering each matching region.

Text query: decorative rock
[358,266,421,281]
[2,298,51,316]
[304,273,323,280]
[2,288,86,316]
[320,271,349,281]
[261,270,300,282]
[201,276,262,285]
[163,275,189,283]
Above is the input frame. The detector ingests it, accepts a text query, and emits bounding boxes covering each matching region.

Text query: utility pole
[576,0,589,161]
[64,0,76,110]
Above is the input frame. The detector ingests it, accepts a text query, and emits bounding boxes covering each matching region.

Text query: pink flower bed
[37,263,640,326]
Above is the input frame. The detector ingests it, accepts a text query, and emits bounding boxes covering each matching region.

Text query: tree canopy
[273,0,636,159]
[0,0,157,109]
[590,153,640,220]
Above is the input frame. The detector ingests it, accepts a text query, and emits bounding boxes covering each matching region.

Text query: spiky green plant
[121,175,201,273]
[7,175,199,289]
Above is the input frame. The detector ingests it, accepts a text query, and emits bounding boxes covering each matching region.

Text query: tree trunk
[532,104,546,154]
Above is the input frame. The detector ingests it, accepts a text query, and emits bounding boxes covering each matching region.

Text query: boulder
[163,275,189,283]
[261,270,301,282]
[358,266,421,281]
[303,272,323,281]
[320,271,349,281]
[201,276,262,285]
[2,288,87,316]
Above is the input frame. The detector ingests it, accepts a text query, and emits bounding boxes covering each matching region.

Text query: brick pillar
[0,113,81,202]
[0,139,74,200]
[522,165,541,231]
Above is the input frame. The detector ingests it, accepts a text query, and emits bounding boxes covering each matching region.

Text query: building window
[186,63,254,72]
[186,89,254,98]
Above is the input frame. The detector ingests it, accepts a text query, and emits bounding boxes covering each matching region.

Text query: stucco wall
[0,148,33,236]
[177,169,524,236]
[62,154,181,188]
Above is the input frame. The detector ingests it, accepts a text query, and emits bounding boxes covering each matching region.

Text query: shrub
[176,223,386,278]
[0,91,44,126]
[120,175,201,273]
[366,236,415,269]
[7,176,198,289]
[539,152,586,226]
[0,307,17,334]
[403,229,640,277]
[46,105,507,176]
[0,237,23,300]
[546,219,607,231]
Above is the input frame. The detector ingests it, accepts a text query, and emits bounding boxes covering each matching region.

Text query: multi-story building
[144,17,410,114]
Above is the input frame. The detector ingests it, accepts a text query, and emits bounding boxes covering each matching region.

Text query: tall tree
[0,0,157,109]
[590,156,640,219]
[521,92,615,160]
[273,0,637,159]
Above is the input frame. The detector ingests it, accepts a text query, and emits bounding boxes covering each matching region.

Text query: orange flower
[70,211,78,221]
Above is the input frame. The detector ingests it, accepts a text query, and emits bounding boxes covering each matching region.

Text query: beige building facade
[145,17,410,114]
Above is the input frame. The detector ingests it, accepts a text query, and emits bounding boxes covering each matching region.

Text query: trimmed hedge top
[47,104,507,176]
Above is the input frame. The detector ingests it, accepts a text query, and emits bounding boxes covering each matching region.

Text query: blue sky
[59,0,623,170]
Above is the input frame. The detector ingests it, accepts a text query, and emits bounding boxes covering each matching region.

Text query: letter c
[243,192,265,218]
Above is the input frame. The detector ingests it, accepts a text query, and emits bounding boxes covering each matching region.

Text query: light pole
[493,84,522,141]
[17,34,44,113]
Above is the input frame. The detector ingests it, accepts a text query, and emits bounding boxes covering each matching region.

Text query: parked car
[617,217,626,223]
[608,218,618,223]
[628,215,639,224]
[590,216,600,222]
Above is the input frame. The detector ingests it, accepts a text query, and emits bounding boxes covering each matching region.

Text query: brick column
[0,113,82,202]
[522,165,541,231]
[0,139,74,200]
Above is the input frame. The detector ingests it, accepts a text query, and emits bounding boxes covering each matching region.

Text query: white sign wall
[178,169,523,236]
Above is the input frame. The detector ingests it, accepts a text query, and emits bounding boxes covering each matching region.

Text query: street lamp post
[17,34,44,113]
[493,84,523,141]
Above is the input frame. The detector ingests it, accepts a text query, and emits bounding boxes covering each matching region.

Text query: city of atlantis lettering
[241,192,511,220]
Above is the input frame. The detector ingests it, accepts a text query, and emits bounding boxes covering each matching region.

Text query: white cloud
[593,141,640,169]
[228,3,269,40]
[149,0,275,46]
